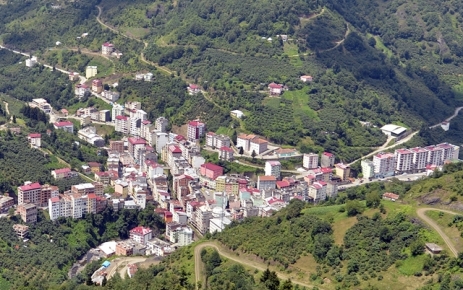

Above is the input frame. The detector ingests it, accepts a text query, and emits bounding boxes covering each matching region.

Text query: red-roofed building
[321,152,335,167]
[61,108,69,116]
[187,120,205,141]
[54,121,74,133]
[257,175,276,191]
[128,137,147,159]
[268,82,283,95]
[115,115,129,134]
[300,75,313,82]
[219,146,234,161]
[75,84,90,98]
[87,162,102,173]
[200,163,223,180]
[276,180,291,189]
[92,79,103,93]
[51,168,72,179]
[382,192,400,201]
[18,182,42,205]
[309,181,327,202]
[174,135,186,142]
[129,226,153,245]
[188,84,201,95]
[28,133,41,148]
[102,42,114,55]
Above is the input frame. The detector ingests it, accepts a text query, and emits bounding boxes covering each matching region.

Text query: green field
[282,88,319,121]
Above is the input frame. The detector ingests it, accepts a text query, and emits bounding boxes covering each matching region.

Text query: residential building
[452,145,460,160]
[78,127,105,147]
[17,203,37,223]
[26,56,38,67]
[86,66,97,78]
[0,195,14,213]
[395,149,414,172]
[321,152,335,167]
[335,163,350,181]
[129,226,153,245]
[230,110,244,118]
[303,153,319,169]
[425,145,444,166]
[51,168,73,179]
[361,160,375,179]
[110,140,125,153]
[69,72,80,81]
[265,161,281,179]
[92,79,103,93]
[373,152,396,178]
[437,143,456,162]
[28,133,41,148]
[411,147,429,171]
[102,90,120,102]
[187,120,206,141]
[111,104,124,122]
[18,182,42,205]
[326,181,338,198]
[155,117,168,132]
[71,183,95,195]
[13,224,29,239]
[219,146,234,161]
[206,132,231,148]
[382,192,400,201]
[101,42,114,55]
[99,110,111,122]
[115,241,134,256]
[308,181,327,202]
[257,175,276,191]
[153,131,168,153]
[128,137,146,160]
[200,163,223,180]
[250,138,268,155]
[29,98,52,113]
[268,82,283,95]
[191,205,212,234]
[275,148,298,158]
[187,84,201,95]
[300,75,313,82]
[54,121,74,133]
[115,115,129,134]
[216,176,248,196]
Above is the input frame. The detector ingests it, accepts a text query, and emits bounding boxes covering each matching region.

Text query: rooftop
[53,168,71,174]
[201,163,223,171]
[128,137,146,145]
[258,175,276,181]
[28,133,41,138]
[130,226,152,236]
[54,121,73,127]
[18,182,41,191]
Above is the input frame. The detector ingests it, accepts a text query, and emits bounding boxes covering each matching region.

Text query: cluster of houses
[74,79,120,102]
[101,42,122,58]
[361,143,460,179]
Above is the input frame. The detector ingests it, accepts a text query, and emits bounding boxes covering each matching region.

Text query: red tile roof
[28,133,41,138]
[268,82,283,89]
[18,182,41,191]
[201,163,223,171]
[128,137,146,145]
[276,180,290,188]
[54,121,73,127]
[103,42,113,47]
[53,168,71,174]
[129,226,152,235]
[169,145,182,153]
[50,196,60,203]
[219,146,234,152]
[258,175,276,181]
[383,192,400,200]
[87,193,97,199]
[189,84,199,89]
[323,152,333,157]
[116,115,128,120]
[188,120,204,127]
[87,162,101,167]
[174,135,186,141]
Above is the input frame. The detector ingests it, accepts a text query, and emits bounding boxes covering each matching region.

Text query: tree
[345,200,364,216]
[12,115,16,123]
[410,241,424,256]
[239,146,244,156]
[366,192,381,208]
[104,84,110,91]
[280,279,293,290]
[251,149,257,160]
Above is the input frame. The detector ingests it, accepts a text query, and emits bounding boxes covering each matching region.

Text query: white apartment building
[265,161,281,179]
[152,131,168,153]
[308,181,327,202]
[395,149,414,172]
[303,153,319,169]
[48,195,72,220]
[410,147,429,171]
[425,145,444,166]
[115,115,129,134]
[437,143,455,162]
[373,152,396,177]
[112,104,124,122]
[70,193,86,219]
[206,132,231,148]
[155,117,168,132]
[361,159,375,180]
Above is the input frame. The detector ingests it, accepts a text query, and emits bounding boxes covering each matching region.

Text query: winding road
[194,242,324,290]
[429,106,463,129]
[416,208,461,257]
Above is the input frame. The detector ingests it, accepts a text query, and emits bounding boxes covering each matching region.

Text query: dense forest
[0,205,165,290]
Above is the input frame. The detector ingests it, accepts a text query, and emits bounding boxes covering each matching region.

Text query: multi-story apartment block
[151,131,168,153]
[200,163,224,180]
[109,140,125,153]
[102,42,114,55]
[53,121,74,133]
[28,133,41,148]
[257,175,276,191]
[265,161,281,179]
[303,153,319,169]
[71,183,95,195]
[321,152,335,167]
[215,176,248,196]
[112,104,124,122]
[115,115,129,134]
[129,226,153,245]
[18,182,41,205]
[206,132,231,148]
[410,147,429,171]
[190,205,212,234]
[335,163,350,181]
[92,79,103,93]
[0,195,14,213]
[155,117,169,132]
[128,137,146,160]
[425,145,444,166]
[361,159,375,180]
[308,181,327,202]
[17,203,37,223]
[373,152,396,177]
[395,149,414,172]
[219,146,234,161]
[187,120,206,141]
[437,143,456,162]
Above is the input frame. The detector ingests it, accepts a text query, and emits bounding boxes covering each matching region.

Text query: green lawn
[397,254,427,275]
[282,88,319,121]
[0,276,10,290]
[88,57,114,77]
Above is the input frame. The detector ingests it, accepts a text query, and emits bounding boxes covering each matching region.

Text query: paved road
[347,130,419,166]
[416,208,461,257]
[194,241,324,290]
[429,106,463,129]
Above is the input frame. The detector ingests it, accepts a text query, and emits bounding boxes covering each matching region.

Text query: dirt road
[194,241,324,290]
[106,256,149,279]
[416,208,460,257]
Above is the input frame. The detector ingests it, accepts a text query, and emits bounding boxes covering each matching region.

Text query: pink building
[187,84,201,95]
[92,79,103,93]
[187,120,205,141]
[200,163,223,180]
[128,137,146,159]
